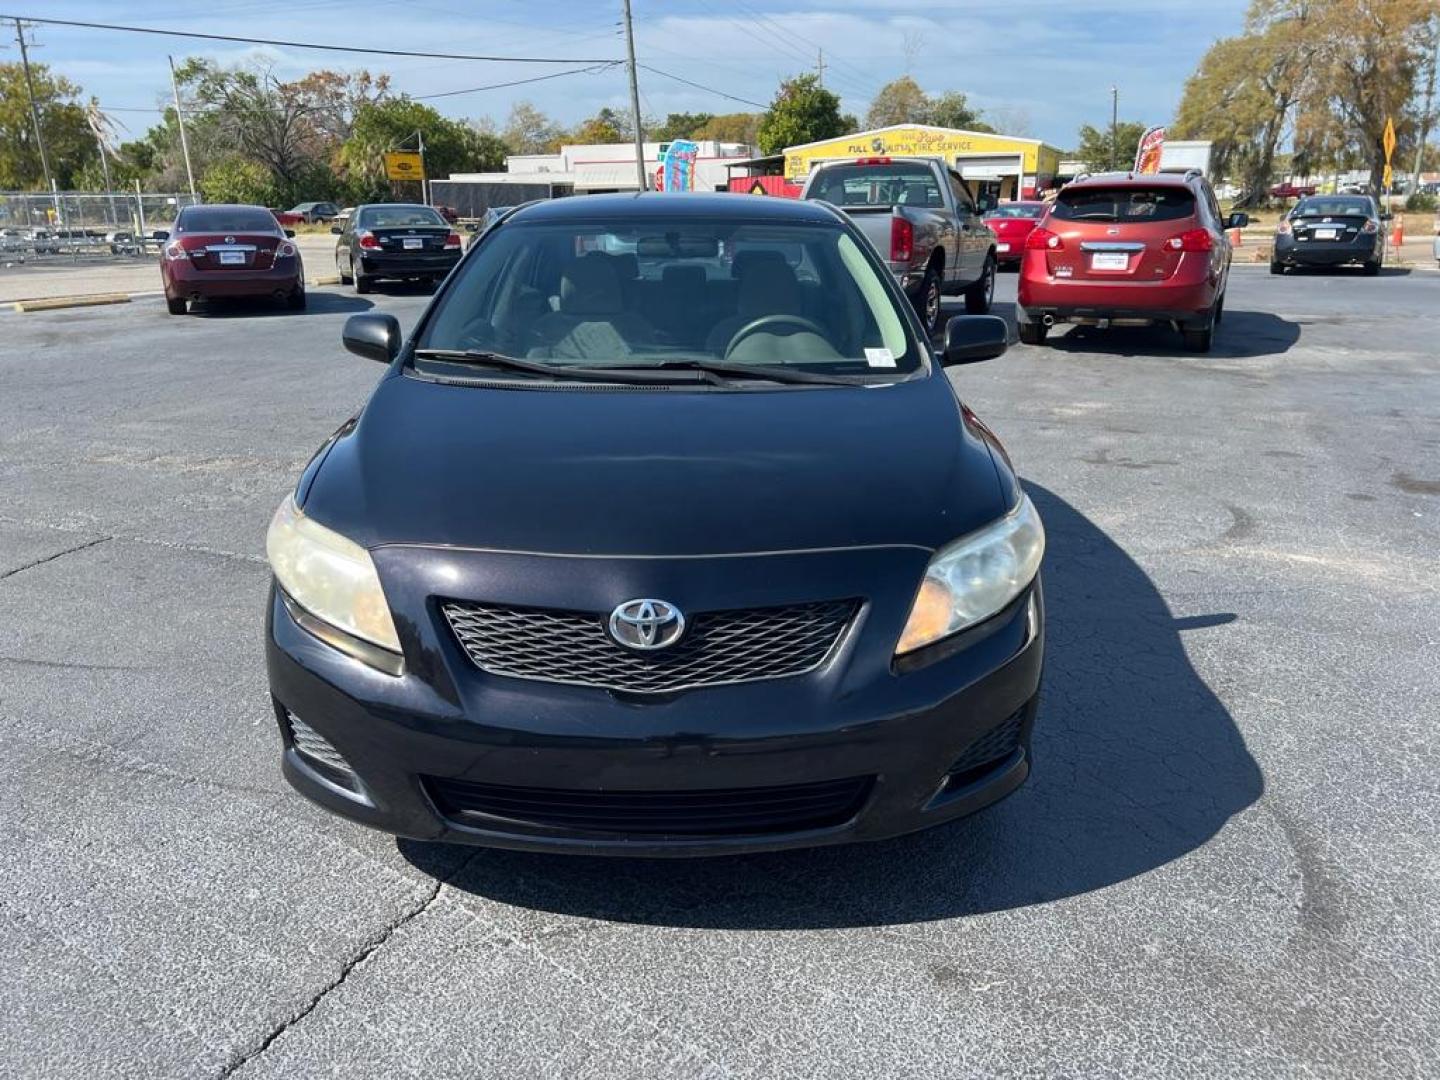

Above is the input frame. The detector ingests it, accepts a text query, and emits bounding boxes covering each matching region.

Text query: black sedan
[332,203,463,293]
[1271,194,1384,275]
[267,193,1044,855]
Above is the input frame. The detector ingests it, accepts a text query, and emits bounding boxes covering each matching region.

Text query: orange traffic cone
[1227,227,1243,247]
[1391,213,1404,247]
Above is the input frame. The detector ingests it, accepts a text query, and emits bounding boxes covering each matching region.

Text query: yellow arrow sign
[1383,118,1396,163]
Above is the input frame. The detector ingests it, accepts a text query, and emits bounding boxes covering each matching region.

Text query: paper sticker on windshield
[865,347,897,368]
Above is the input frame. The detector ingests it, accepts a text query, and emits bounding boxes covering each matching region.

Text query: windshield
[358,205,446,228]
[1051,187,1195,223]
[1294,197,1373,218]
[986,203,1045,219]
[415,216,921,381]
[177,207,279,233]
[807,163,944,209]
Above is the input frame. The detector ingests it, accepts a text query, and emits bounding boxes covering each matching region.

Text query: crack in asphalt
[215,851,482,1078]
[0,515,266,567]
[0,534,111,580]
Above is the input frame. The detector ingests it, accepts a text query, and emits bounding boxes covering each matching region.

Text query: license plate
[403,237,423,250]
[219,250,246,265]
[996,242,1011,253]
[1314,228,1338,240]
[1091,251,1129,271]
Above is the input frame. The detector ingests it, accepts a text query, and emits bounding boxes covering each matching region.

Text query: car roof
[509,192,841,226]
[1065,172,1199,190]
[181,203,275,212]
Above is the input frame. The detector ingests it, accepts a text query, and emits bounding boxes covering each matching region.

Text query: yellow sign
[783,125,1060,183]
[384,151,424,181]
[1383,118,1396,163]
[748,180,768,195]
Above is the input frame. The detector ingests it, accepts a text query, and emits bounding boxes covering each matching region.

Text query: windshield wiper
[607,359,857,386]
[411,348,727,385]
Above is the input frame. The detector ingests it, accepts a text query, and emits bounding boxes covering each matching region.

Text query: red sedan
[159,204,305,315]
[983,201,1047,266]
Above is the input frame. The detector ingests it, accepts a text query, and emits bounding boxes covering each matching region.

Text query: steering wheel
[723,314,830,359]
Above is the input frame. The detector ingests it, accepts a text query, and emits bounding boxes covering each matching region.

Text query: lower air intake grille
[424,775,874,838]
[945,709,1025,787]
[285,711,359,791]
[441,599,856,694]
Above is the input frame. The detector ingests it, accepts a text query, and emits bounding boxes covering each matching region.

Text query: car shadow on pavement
[400,484,1264,929]
[186,292,374,318]
[1044,309,1300,359]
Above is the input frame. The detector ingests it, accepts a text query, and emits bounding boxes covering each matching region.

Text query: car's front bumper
[265,546,1045,856]
[1273,232,1379,266]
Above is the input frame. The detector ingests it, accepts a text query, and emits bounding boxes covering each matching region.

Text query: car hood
[301,369,1008,557]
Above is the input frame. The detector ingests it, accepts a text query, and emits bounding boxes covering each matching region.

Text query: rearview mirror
[941,315,1008,366]
[284,229,296,239]
[1226,211,1249,229]
[342,313,402,365]
[330,225,343,235]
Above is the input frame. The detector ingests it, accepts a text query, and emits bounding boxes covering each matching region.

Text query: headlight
[266,494,402,668]
[896,494,1045,656]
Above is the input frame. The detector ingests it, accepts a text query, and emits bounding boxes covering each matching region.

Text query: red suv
[1017,172,1246,352]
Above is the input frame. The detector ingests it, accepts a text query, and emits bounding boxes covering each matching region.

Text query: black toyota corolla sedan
[332,202,463,292]
[266,193,1045,856]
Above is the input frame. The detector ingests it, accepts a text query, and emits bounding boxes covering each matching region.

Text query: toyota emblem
[608,599,685,651]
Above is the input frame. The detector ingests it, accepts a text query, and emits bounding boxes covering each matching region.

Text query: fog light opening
[284,710,367,800]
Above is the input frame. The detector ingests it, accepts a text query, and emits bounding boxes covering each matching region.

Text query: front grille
[424,774,873,837]
[442,599,856,694]
[945,709,1025,788]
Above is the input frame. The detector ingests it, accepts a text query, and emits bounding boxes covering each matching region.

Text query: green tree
[757,74,849,154]
[1074,120,1148,171]
[865,75,930,128]
[503,101,565,154]
[339,98,502,201]
[571,107,628,145]
[653,111,714,141]
[0,61,96,189]
[931,91,992,132]
[692,112,762,144]
[200,156,280,205]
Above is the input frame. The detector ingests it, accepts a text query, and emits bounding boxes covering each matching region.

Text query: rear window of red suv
[1052,187,1195,223]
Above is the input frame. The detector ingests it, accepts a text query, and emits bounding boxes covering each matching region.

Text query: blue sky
[20,0,1250,149]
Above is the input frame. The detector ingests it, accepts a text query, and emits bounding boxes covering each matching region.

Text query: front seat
[528,253,655,361]
[704,251,806,355]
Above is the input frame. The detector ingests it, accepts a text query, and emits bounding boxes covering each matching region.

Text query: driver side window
[948,171,975,214]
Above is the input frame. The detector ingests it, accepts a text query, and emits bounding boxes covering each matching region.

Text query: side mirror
[940,314,1008,366]
[330,225,343,235]
[1379,210,1393,221]
[342,313,401,364]
[1227,211,1249,229]
[284,229,296,239]
[153,230,169,241]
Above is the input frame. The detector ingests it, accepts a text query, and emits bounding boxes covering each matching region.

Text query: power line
[413,63,617,101]
[638,65,768,110]
[0,12,620,63]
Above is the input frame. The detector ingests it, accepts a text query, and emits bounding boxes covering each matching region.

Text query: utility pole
[817,48,825,87]
[417,128,428,205]
[1110,86,1119,172]
[168,55,198,200]
[14,20,55,198]
[621,0,646,191]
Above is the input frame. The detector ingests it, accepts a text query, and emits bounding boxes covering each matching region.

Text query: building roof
[782,123,1057,154]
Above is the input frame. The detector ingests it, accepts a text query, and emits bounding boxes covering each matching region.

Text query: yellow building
[784,124,1063,202]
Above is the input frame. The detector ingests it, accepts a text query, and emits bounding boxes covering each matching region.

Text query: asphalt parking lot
[2,267,1438,1077]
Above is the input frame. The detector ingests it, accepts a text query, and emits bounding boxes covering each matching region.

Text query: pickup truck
[1269,181,1318,199]
[801,156,996,334]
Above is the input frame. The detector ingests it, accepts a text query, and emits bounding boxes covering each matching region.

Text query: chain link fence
[1,191,202,259]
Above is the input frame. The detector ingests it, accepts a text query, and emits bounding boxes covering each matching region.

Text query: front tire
[965,254,996,314]
[166,296,187,315]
